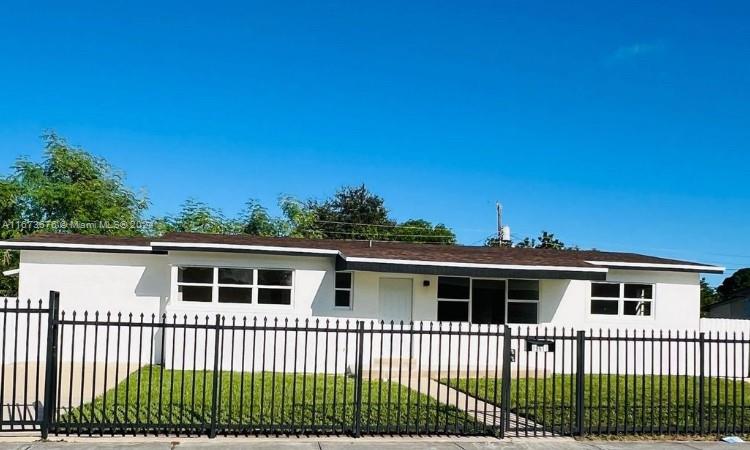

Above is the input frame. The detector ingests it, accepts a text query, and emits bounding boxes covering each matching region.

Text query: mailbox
[525,338,555,353]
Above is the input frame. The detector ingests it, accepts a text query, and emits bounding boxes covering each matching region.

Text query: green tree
[8,133,147,235]
[512,231,573,249]
[150,199,239,234]
[0,133,148,294]
[717,268,750,301]
[700,277,720,313]
[392,219,456,244]
[310,184,394,240]
[308,184,457,243]
[239,200,282,236]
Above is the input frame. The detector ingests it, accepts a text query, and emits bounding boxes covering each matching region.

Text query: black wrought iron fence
[1,291,750,439]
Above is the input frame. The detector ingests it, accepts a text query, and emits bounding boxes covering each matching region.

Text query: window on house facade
[507,279,539,324]
[177,266,293,306]
[335,272,353,309]
[437,276,470,321]
[590,282,653,317]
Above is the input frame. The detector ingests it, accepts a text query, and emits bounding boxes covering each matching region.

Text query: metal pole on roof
[496,202,502,241]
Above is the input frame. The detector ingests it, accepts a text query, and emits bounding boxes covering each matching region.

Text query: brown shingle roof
[1,232,723,272]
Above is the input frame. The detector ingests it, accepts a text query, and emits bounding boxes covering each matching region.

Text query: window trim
[437,276,471,322]
[334,271,354,310]
[506,278,540,325]
[589,281,655,319]
[436,276,540,325]
[173,265,295,308]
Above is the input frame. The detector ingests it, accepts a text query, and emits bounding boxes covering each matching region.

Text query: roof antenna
[497,202,511,244]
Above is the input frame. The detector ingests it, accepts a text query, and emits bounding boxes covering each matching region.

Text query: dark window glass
[591,283,620,298]
[336,272,352,289]
[258,270,293,286]
[258,288,292,305]
[591,299,619,315]
[624,284,653,299]
[178,267,213,284]
[624,300,652,316]
[335,290,351,308]
[178,285,212,302]
[508,280,540,300]
[218,268,253,285]
[437,301,469,322]
[437,277,470,299]
[218,287,253,304]
[471,279,506,325]
[507,302,538,324]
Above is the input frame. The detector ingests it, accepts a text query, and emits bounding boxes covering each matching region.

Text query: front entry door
[378,278,413,322]
[471,279,506,324]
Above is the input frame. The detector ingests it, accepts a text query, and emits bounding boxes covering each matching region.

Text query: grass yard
[443,375,750,434]
[59,366,480,434]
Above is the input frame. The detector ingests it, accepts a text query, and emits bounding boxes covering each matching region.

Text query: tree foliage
[8,133,147,235]
[700,277,720,314]
[0,133,148,294]
[486,230,575,249]
[716,268,750,301]
[308,184,394,240]
[149,199,238,234]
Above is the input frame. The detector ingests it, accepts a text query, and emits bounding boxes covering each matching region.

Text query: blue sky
[0,1,748,284]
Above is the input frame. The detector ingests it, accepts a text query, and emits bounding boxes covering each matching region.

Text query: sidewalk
[0,437,747,449]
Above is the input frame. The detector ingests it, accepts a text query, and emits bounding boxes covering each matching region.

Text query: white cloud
[606,42,665,64]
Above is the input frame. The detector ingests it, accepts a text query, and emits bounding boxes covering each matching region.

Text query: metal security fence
[0,297,49,432]
[1,292,750,439]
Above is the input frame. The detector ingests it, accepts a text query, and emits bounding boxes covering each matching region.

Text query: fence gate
[0,295,52,433]
[504,329,583,437]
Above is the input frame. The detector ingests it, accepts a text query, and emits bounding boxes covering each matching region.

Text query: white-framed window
[176,266,293,306]
[437,276,470,321]
[335,271,353,309]
[590,282,653,317]
[507,279,539,324]
[436,276,541,324]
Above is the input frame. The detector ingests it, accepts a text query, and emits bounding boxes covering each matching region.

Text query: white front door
[378,278,413,322]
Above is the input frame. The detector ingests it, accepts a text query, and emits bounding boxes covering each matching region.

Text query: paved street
[0,437,748,449]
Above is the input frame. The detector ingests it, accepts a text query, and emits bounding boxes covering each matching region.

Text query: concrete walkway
[0,437,747,449]
[413,377,545,435]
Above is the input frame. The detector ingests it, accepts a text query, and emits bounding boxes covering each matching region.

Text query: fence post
[41,291,60,440]
[499,325,512,438]
[352,321,365,437]
[209,314,222,438]
[698,332,706,434]
[575,330,585,437]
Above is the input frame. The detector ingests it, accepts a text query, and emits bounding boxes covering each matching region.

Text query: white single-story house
[0,232,724,331]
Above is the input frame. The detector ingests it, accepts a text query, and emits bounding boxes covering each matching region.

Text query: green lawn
[59,366,481,434]
[443,375,750,434]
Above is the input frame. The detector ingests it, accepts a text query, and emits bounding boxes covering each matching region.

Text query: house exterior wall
[16,250,701,329]
[19,250,169,317]
[163,250,335,320]
[3,250,714,377]
[537,270,700,330]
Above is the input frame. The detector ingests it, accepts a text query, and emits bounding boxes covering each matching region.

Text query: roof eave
[0,241,160,254]
[585,260,725,274]
[338,256,609,280]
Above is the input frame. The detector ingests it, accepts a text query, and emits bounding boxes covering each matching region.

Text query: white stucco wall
[15,249,702,330]
[162,250,335,320]
[538,270,700,331]
[3,249,714,378]
[19,250,169,317]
